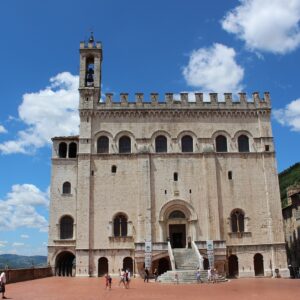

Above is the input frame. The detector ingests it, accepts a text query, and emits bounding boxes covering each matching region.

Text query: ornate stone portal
[48,34,289,278]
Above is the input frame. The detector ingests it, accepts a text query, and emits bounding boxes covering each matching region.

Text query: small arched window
[155,135,167,153]
[68,142,77,158]
[97,136,109,153]
[60,216,74,239]
[216,135,228,152]
[58,142,67,158]
[86,56,95,87]
[231,209,245,233]
[238,135,249,152]
[169,210,186,219]
[181,135,193,152]
[119,136,131,153]
[62,182,71,194]
[113,214,128,237]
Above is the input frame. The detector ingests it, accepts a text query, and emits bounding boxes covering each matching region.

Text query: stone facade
[48,36,289,278]
[282,184,300,277]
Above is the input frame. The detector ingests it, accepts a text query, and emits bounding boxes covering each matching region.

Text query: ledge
[108,236,134,242]
[228,232,252,238]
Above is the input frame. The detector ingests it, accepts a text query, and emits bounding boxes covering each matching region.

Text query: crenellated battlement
[96,91,271,109]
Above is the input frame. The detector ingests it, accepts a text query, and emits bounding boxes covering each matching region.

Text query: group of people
[104,268,132,290]
[196,267,218,284]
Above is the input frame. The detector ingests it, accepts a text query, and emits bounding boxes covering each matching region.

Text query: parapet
[80,41,102,50]
[98,92,271,109]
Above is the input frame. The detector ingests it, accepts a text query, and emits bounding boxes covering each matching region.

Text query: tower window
[62,182,71,194]
[231,209,245,233]
[97,136,109,153]
[216,135,228,152]
[113,214,128,237]
[174,172,178,181]
[58,142,67,158]
[112,165,117,173]
[60,216,74,239]
[238,135,249,152]
[119,136,131,153]
[265,145,270,152]
[228,171,233,180]
[181,135,193,152]
[85,57,95,87]
[155,135,167,153]
[68,142,77,158]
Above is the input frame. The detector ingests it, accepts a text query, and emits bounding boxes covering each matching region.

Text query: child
[105,273,112,290]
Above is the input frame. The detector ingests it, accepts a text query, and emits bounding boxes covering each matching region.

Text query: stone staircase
[173,248,199,270]
[158,248,227,284]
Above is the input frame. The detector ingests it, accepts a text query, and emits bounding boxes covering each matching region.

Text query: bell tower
[79,32,103,110]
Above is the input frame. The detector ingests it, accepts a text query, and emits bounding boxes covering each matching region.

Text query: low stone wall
[0,267,53,283]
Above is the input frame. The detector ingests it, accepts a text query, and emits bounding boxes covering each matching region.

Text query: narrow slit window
[174,172,178,181]
[228,171,233,180]
[112,165,117,173]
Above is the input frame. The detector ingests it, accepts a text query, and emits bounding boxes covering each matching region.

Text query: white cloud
[21,234,29,239]
[182,43,244,93]
[12,242,25,247]
[222,0,300,54]
[0,184,49,232]
[0,241,8,247]
[273,98,300,132]
[0,125,7,134]
[0,72,79,154]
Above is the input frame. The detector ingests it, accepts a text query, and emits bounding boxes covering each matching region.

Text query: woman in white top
[0,271,7,299]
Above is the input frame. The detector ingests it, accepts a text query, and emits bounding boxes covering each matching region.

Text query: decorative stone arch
[150,130,172,153]
[54,250,76,277]
[211,130,232,152]
[176,130,198,153]
[158,199,198,247]
[111,211,131,237]
[94,130,113,154]
[233,130,254,152]
[114,130,136,153]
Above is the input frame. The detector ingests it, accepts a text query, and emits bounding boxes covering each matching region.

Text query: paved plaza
[5,277,300,300]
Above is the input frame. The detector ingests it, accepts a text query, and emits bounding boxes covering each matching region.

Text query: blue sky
[0,0,300,256]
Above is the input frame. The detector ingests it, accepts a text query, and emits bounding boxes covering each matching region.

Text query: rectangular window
[228,171,232,180]
[174,172,178,181]
[265,145,270,152]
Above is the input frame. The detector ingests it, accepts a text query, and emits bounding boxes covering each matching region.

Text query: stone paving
[5,277,300,300]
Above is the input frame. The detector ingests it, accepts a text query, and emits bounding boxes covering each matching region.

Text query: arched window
[238,135,249,152]
[60,216,74,239]
[119,136,131,153]
[181,135,193,152]
[97,136,109,153]
[231,209,245,233]
[113,214,128,237]
[68,142,77,158]
[86,56,94,87]
[62,182,71,194]
[169,210,186,219]
[216,135,228,152]
[155,135,167,153]
[58,142,67,158]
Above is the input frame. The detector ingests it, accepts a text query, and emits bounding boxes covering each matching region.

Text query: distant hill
[0,254,47,269]
[279,162,300,208]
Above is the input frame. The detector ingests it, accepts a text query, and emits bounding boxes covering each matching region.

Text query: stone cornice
[79,108,271,119]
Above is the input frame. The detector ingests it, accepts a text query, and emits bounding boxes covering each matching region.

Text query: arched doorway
[123,257,133,272]
[55,251,75,277]
[203,258,209,270]
[158,257,171,275]
[168,210,186,248]
[228,255,239,278]
[254,253,264,276]
[98,257,108,277]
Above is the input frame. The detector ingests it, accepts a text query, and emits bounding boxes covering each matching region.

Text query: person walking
[125,269,131,289]
[207,268,212,283]
[119,269,126,288]
[153,268,158,282]
[196,269,203,283]
[144,268,149,283]
[104,273,112,290]
[0,271,7,299]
